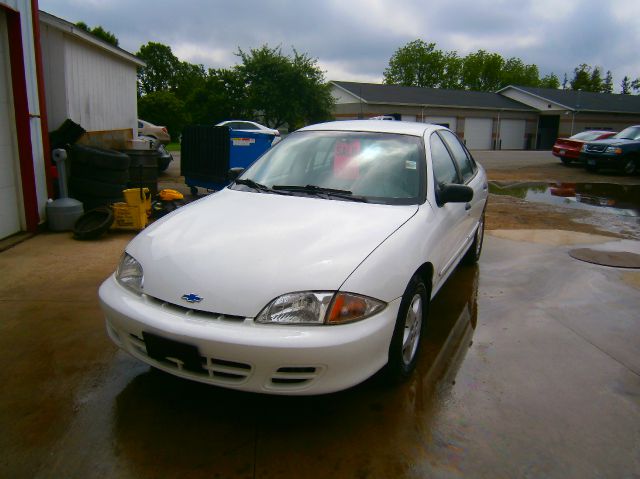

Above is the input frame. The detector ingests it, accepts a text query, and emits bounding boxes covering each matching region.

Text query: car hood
[588,138,636,147]
[127,188,418,317]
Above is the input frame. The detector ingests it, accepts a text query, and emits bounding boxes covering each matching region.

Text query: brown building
[331,81,640,150]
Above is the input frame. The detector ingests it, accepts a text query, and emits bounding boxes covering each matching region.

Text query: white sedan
[99,120,488,395]
[215,120,281,144]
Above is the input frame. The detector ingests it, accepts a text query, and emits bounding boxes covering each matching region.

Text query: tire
[69,177,126,198]
[560,158,571,166]
[190,186,198,196]
[386,275,429,381]
[70,162,129,184]
[70,144,130,170]
[622,157,637,175]
[463,214,485,265]
[585,164,598,173]
[73,207,114,240]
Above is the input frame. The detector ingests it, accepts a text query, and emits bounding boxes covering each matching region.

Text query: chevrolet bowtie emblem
[181,293,203,303]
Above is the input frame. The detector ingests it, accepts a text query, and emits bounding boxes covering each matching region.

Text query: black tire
[73,207,114,240]
[560,158,571,166]
[386,275,430,381]
[70,162,130,184]
[585,164,598,173]
[463,213,485,265]
[621,157,638,175]
[69,177,126,198]
[70,144,130,170]
[190,186,198,196]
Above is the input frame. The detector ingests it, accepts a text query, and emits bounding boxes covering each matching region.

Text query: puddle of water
[489,181,640,217]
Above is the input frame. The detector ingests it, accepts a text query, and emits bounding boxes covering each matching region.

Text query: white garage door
[423,116,457,133]
[0,11,22,239]
[499,119,526,150]
[464,118,493,150]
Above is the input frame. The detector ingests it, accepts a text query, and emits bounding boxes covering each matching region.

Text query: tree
[632,78,640,94]
[137,91,189,138]
[460,50,505,91]
[235,45,334,129]
[562,73,568,90]
[185,68,248,125]
[383,40,447,88]
[75,21,118,47]
[501,57,540,87]
[603,71,614,93]
[589,67,604,92]
[621,76,631,94]
[570,64,592,91]
[136,42,182,96]
[174,61,207,101]
[540,73,560,89]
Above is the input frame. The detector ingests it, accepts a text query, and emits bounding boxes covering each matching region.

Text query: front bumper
[580,152,625,169]
[99,276,400,395]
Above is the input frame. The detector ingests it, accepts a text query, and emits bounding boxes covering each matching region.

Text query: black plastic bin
[124,149,161,194]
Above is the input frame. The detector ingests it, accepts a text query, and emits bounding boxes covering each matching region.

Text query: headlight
[581,145,587,152]
[256,291,385,325]
[116,253,144,294]
[605,146,622,154]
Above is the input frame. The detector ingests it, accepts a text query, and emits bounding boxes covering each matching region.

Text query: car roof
[299,120,444,137]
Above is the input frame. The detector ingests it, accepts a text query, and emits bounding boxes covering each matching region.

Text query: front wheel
[560,158,571,166]
[622,157,638,175]
[386,276,429,381]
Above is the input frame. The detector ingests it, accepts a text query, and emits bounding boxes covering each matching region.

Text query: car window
[430,133,460,185]
[238,131,425,205]
[439,130,475,183]
[137,121,143,128]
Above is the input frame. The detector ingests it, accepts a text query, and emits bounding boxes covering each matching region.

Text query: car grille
[585,144,607,153]
[126,331,253,384]
[146,295,246,323]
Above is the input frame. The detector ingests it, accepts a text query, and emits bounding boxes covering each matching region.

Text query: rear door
[428,132,468,282]
[438,130,487,243]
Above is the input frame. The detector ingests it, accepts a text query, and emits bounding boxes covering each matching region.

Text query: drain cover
[569,249,640,268]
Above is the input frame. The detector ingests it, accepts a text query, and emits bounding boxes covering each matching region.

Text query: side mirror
[438,184,473,205]
[228,167,245,181]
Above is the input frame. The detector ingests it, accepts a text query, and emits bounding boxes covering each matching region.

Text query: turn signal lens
[327,293,386,324]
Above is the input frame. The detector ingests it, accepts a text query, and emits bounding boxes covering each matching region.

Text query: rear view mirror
[438,184,473,205]
[228,167,245,181]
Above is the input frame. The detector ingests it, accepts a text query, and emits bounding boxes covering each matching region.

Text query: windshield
[613,126,640,140]
[234,131,425,205]
[570,131,610,141]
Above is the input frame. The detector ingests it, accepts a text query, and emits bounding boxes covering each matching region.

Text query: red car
[552,130,616,164]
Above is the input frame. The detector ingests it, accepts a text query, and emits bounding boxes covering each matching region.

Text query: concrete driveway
[1,227,639,478]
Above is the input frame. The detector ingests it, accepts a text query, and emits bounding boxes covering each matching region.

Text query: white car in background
[215,120,282,144]
[99,120,488,395]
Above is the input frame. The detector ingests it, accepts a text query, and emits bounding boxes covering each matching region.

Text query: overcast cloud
[39,0,640,90]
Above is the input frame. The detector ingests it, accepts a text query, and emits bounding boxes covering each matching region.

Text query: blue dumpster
[181,126,275,194]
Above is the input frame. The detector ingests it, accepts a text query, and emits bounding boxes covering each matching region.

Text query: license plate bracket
[143,332,203,373]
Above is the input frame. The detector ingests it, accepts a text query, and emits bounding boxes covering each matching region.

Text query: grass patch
[166,142,180,152]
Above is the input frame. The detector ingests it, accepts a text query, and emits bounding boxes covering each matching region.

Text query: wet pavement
[1,230,639,478]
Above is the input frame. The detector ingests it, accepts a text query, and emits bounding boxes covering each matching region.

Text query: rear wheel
[386,275,429,381]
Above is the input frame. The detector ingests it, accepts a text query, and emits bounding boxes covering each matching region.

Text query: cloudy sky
[39,0,640,90]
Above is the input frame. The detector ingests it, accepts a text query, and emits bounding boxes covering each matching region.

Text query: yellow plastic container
[111,202,147,230]
[123,188,151,216]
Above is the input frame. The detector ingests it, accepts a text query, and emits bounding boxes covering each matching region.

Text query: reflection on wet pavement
[2,233,639,478]
[489,181,640,217]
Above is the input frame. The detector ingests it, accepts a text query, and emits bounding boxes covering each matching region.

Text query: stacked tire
[69,144,130,210]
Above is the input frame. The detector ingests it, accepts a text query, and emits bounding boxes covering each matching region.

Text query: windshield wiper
[234,178,291,195]
[272,184,368,202]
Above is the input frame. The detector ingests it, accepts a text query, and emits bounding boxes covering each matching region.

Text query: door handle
[465,203,472,211]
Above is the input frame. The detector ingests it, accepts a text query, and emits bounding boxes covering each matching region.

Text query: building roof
[39,11,145,67]
[499,85,640,114]
[332,81,535,112]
